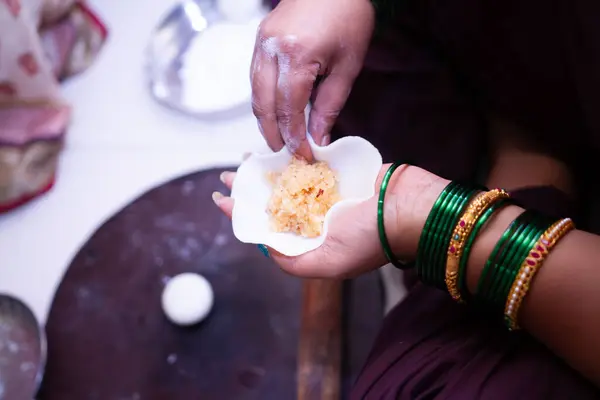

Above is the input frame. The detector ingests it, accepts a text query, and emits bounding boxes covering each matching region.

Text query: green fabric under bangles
[377,163,408,269]
[475,210,552,313]
[416,182,480,290]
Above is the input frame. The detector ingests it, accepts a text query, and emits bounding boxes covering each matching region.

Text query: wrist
[383,165,449,262]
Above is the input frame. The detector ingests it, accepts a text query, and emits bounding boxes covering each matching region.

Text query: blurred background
[0,1,385,398]
[0,0,269,323]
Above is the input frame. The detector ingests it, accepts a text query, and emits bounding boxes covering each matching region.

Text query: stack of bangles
[377,163,575,331]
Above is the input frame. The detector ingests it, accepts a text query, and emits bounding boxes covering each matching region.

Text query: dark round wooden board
[38,167,383,400]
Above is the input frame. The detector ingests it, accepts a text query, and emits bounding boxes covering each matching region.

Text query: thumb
[308,73,354,146]
[270,244,333,279]
[274,196,384,279]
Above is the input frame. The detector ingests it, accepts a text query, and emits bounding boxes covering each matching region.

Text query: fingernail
[257,244,270,258]
[219,172,227,184]
[212,191,224,205]
[320,135,331,146]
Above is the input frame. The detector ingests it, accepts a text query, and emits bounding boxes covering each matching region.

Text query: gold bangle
[446,188,510,303]
[504,218,575,330]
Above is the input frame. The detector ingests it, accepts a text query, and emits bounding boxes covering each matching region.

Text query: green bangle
[431,186,476,289]
[496,216,551,307]
[417,182,459,285]
[487,215,537,309]
[476,211,529,310]
[417,182,479,290]
[457,198,514,302]
[503,216,567,330]
[377,163,408,269]
[425,183,464,286]
[476,210,552,313]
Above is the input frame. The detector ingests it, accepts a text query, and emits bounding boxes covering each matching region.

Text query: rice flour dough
[161,273,214,326]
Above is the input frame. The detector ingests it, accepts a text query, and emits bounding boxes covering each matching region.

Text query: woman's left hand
[213,164,447,279]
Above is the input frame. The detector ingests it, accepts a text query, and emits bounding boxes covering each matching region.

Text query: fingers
[253,246,326,279]
[251,48,283,152]
[210,188,332,278]
[252,27,319,160]
[275,56,318,160]
[272,237,357,279]
[211,189,349,279]
[273,250,337,279]
[219,171,236,189]
[308,73,355,146]
[212,192,234,219]
[213,171,236,218]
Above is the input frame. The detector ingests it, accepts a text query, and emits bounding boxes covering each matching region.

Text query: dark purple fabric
[325,0,600,397]
[270,0,600,396]
[510,186,579,222]
[353,284,597,399]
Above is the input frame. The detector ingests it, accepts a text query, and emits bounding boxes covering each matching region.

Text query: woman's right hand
[251,0,375,160]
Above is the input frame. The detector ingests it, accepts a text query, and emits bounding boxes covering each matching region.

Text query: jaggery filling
[266,157,340,238]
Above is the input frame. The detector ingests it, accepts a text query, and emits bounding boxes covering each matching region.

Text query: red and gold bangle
[504,217,575,330]
[446,188,510,303]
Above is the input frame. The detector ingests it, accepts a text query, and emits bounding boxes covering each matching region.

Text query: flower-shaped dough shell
[231,136,383,256]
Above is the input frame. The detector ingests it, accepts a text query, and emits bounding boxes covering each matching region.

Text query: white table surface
[0,0,268,323]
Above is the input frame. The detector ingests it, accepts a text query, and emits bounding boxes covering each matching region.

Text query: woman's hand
[251,0,375,160]
[213,165,448,279]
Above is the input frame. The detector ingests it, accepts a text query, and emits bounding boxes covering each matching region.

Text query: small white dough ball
[161,273,214,326]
